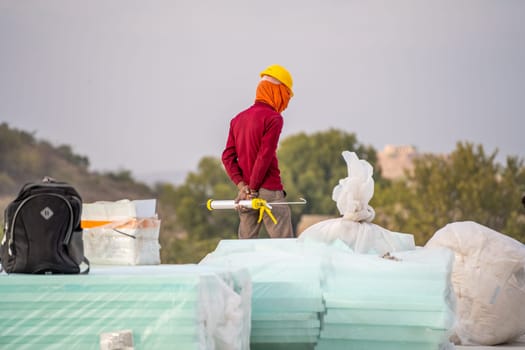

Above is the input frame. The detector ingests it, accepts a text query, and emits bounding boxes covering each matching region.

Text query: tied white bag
[299,151,415,254]
[332,151,375,222]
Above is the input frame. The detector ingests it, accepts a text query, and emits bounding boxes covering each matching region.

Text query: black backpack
[1,177,89,274]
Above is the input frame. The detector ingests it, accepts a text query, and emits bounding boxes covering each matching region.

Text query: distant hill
[0,122,154,207]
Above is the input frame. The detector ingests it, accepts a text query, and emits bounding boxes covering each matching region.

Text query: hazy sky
[1,1,524,184]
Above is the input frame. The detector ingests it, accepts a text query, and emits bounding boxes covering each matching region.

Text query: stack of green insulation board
[200,238,456,350]
[1,238,456,350]
[0,264,251,350]
[316,244,456,350]
[200,239,325,350]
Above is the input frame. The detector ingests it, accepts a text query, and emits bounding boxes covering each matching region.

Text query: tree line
[1,123,523,264]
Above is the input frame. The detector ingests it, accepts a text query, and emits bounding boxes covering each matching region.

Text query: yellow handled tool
[206,197,307,224]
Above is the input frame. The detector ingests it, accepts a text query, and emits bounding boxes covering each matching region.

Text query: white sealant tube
[206,199,254,210]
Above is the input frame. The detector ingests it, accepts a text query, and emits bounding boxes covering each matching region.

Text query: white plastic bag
[426,221,525,345]
[332,151,375,222]
[299,151,415,254]
[300,219,415,254]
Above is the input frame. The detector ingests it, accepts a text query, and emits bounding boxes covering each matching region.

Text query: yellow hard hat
[260,64,293,95]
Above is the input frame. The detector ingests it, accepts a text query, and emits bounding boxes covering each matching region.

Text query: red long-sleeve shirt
[222,102,284,191]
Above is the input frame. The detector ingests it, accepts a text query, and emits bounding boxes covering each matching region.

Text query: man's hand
[235,182,251,203]
[235,182,260,212]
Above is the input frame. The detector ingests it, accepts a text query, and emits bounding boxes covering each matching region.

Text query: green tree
[57,144,90,168]
[171,156,238,239]
[158,156,239,263]
[0,123,40,190]
[159,135,525,262]
[278,129,379,220]
[373,142,525,245]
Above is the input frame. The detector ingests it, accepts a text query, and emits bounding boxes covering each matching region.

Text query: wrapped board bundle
[316,241,456,350]
[299,151,415,254]
[200,239,324,350]
[0,265,250,350]
[201,238,456,350]
[82,199,161,265]
[426,221,525,345]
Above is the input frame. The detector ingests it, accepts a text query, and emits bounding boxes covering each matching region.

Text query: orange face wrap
[255,80,292,113]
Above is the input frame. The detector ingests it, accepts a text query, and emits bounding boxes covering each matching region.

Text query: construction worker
[221,64,294,239]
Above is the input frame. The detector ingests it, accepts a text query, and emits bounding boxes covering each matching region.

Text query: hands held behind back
[235,182,259,211]
[235,184,251,202]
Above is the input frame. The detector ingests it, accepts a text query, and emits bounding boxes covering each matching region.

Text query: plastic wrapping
[201,238,456,349]
[332,151,375,222]
[317,243,456,350]
[298,151,416,254]
[200,239,324,349]
[82,200,161,265]
[426,221,525,345]
[0,265,250,350]
[83,218,161,265]
[82,199,156,221]
[299,219,415,254]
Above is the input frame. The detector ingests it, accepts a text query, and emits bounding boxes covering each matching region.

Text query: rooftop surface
[458,336,525,349]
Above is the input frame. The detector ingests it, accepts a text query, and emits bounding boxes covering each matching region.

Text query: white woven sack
[426,221,525,345]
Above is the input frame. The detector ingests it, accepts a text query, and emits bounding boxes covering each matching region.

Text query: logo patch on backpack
[40,207,54,220]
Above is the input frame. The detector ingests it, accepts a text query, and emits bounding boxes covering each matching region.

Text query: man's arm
[221,127,244,186]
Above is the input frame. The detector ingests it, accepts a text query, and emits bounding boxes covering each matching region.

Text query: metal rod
[267,197,307,206]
